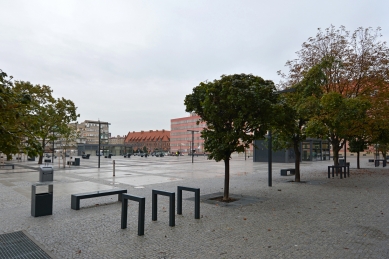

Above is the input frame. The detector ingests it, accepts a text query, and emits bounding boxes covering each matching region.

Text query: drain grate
[0,231,53,259]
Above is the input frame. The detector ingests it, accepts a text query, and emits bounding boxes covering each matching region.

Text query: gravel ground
[0,155,388,259]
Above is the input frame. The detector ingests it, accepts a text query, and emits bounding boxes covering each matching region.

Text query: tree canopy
[0,70,31,155]
[271,60,325,181]
[279,25,389,166]
[0,69,79,163]
[184,73,280,200]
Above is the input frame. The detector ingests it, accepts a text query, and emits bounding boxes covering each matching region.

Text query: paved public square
[0,154,388,259]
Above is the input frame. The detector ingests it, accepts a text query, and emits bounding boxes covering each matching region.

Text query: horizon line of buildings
[70,114,377,160]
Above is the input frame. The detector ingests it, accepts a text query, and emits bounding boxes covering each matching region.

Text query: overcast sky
[1,0,388,136]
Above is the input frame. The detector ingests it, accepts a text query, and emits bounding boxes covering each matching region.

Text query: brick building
[170,113,255,156]
[170,113,206,154]
[77,120,110,144]
[109,135,126,145]
[124,130,170,153]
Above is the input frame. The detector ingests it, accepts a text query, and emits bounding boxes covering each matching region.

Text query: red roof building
[124,130,170,153]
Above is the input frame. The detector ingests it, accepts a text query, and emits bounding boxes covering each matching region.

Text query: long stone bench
[0,164,14,169]
[71,189,127,210]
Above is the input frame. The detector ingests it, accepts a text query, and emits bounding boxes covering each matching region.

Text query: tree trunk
[38,138,45,164]
[382,151,387,160]
[332,141,341,166]
[293,141,301,182]
[223,158,230,201]
[357,151,360,169]
[62,153,66,168]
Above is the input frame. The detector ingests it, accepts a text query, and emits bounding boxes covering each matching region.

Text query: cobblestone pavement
[0,155,388,259]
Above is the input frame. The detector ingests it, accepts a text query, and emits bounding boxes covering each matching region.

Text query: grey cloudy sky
[1,0,388,136]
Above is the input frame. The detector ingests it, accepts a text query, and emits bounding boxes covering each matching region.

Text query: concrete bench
[0,164,14,169]
[280,168,295,176]
[71,189,127,210]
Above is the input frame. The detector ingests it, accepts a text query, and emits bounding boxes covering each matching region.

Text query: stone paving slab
[0,156,388,258]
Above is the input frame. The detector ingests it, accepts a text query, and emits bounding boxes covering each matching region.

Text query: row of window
[171,137,203,141]
[170,143,201,147]
[128,142,169,145]
[171,125,206,130]
[171,119,200,125]
[171,131,203,136]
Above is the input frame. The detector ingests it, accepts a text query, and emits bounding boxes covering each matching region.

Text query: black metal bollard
[121,194,145,236]
[177,186,200,219]
[152,190,175,227]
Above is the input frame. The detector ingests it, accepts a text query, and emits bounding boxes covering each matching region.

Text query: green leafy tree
[279,26,389,97]
[279,26,389,165]
[370,127,389,159]
[272,61,325,182]
[0,70,31,156]
[348,137,368,169]
[185,74,279,201]
[13,81,79,164]
[56,124,80,168]
[305,93,370,165]
[142,146,148,154]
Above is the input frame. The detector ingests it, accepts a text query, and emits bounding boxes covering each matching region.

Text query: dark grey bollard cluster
[121,194,145,236]
[120,186,200,236]
[177,186,200,219]
[328,165,350,179]
[152,189,175,226]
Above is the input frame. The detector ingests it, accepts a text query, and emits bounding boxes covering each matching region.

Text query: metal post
[121,194,146,236]
[177,186,200,219]
[98,120,101,168]
[194,189,200,219]
[152,192,157,221]
[169,193,175,226]
[113,160,115,176]
[191,131,194,163]
[138,198,145,235]
[52,131,55,163]
[121,197,128,229]
[152,190,175,226]
[187,130,198,163]
[344,140,346,165]
[268,130,272,187]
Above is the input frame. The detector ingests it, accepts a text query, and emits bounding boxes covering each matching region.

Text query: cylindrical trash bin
[39,165,53,182]
[31,183,53,217]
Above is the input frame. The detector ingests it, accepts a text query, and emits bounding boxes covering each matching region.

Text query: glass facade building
[253,138,330,163]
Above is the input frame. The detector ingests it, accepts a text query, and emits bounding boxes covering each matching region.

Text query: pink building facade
[170,113,206,154]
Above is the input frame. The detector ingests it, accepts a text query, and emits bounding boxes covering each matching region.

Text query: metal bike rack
[152,190,175,227]
[121,194,145,236]
[177,186,200,219]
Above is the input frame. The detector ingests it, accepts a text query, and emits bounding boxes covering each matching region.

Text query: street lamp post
[268,130,272,187]
[52,130,55,163]
[90,120,110,168]
[98,121,101,168]
[187,130,199,163]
